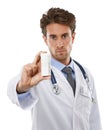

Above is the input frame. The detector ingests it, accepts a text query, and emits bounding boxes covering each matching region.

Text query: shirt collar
[51,57,75,72]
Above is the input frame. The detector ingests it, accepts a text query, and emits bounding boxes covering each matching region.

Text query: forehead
[46,23,71,35]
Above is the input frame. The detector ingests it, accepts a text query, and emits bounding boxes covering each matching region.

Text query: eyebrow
[49,34,56,37]
[62,33,69,36]
[48,33,69,37]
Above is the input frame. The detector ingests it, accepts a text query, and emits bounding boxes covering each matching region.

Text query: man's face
[43,23,75,65]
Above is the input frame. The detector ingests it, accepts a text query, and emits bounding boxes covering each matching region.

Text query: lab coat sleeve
[90,81,102,130]
[7,74,39,110]
[85,68,102,130]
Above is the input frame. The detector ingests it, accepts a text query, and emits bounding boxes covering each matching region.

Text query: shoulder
[74,60,95,87]
[81,66,95,91]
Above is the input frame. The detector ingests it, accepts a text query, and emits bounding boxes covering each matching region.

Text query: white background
[0,0,111,129]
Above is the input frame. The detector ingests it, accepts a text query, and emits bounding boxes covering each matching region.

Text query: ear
[72,32,76,43]
[43,35,48,45]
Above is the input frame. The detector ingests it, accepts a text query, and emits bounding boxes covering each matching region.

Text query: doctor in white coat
[7,7,102,130]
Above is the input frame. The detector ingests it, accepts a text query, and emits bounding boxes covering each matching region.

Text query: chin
[56,55,68,62]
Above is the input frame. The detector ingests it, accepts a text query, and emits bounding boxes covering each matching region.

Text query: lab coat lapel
[74,63,87,101]
[51,66,74,102]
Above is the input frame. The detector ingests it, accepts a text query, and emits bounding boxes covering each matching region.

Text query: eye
[62,34,69,39]
[50,35,57,40]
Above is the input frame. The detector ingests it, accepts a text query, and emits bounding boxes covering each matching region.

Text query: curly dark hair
[40,7,76,36]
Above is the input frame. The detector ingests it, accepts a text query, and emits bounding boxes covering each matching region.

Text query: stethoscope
[50,69,95,103]
[51,70,61,95]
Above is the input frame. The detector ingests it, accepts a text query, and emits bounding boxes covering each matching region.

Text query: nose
[56,40,64,48]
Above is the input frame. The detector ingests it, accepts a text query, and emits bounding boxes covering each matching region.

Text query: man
[7,7,102,130]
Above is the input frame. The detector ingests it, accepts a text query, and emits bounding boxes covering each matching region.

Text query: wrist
[16,81,27,94]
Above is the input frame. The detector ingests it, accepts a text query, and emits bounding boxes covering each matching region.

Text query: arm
[7,52,50,109]
[89,82,102,130]
[85,68,102,130]
[7,74,39,109]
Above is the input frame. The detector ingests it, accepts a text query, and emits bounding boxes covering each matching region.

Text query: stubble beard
[53,51,71,64]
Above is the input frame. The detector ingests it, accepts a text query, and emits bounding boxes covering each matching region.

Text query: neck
[53,57,71,66]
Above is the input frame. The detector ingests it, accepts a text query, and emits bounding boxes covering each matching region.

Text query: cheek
[47,43,53,49]
[66,42,73,49]
[48,41,56,48]
[66,44,73,53]
[47,43,56,53]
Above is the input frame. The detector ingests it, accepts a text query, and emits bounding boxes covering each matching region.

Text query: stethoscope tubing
[51,69,95,102]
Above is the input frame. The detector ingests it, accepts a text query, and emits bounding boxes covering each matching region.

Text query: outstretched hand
[16,51,50,93]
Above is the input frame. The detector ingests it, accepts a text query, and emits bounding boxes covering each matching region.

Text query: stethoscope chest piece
[52,84,61,95]
[51,70,61,95]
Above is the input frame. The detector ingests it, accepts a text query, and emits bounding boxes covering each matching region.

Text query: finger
[23,64,37,77]
[33,51,47,65]
[31,73,51,85]
[33,52,41,65]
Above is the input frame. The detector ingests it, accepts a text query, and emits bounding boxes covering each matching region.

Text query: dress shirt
[51,57,75,79]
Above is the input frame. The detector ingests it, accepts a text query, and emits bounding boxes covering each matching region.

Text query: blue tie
[62,67,76,96]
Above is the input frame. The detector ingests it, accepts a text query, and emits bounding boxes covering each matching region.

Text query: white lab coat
[7,63,102,130]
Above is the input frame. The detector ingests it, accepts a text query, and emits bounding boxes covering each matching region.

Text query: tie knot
[62,67,73,74]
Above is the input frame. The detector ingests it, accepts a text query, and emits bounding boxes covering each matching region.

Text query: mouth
[56,49,66,53]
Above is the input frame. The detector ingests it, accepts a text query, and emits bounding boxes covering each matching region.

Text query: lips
[56,50,66,53]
